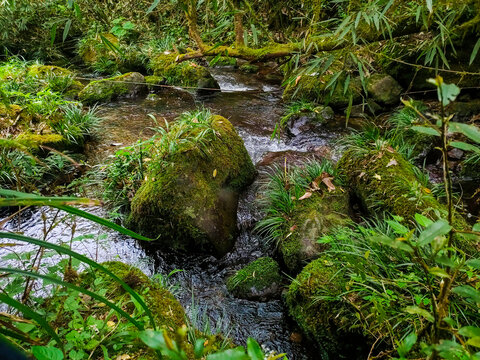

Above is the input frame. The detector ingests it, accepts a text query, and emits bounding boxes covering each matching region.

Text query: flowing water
[1,69,343,359]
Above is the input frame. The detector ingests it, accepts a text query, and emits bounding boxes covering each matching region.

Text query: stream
[1,68,343,359]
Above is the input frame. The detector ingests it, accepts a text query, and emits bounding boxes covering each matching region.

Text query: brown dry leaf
[290,225,298,232]
[298,191,312,200]
[320,172,336,192]
[311,178,320,190]
[386,158,398,167]
[295,75,302,86]
[386,146,395,153]
[359,171,366,178]
[192,117,199,123]
[213,169,217,178]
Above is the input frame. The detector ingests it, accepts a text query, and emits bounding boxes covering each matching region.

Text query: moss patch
[149,53,219,90]
[286,256,360,358]
[226,257,282,301]
[78,72,147,104]
[280,189,351,273]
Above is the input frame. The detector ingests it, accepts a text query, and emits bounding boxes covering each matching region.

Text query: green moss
[226,257,282,299]
[280,190,351,273]
[239,63,259,73]
[283,72,363,108]
[15,133,64,148]
[286,256,356,358]
[337,148,475,251]
[150,53,219,89]
[127,115,256,256]
[78,72,146,104]
[207,56,238,67]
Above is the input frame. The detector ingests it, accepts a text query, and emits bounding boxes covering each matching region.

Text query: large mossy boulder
[26,64,84,98]
[226,257,282,301]
[79,72,147,104]
[127,115,256,256]
[286,257,365,359]
[280,189,351,273]
[337,147,477,251]
[149,53,219,91]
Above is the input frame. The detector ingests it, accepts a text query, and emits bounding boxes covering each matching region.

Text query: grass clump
[256,160,351,272]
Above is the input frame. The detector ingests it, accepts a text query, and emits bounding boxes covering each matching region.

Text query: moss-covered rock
[149,53,219,91]
[283,73,363,109]
[280,189,351,273]
[127,115,256,256]
[239,63,259,74]
[226,257,282,301]
[337,148,476,250]
[15,133,65,148]
[366,74,402,106]
[286,256,364,359]
[26,64,84,98]
[78,72,147,104]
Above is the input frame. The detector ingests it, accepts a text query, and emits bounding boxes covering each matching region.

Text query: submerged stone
[78,72,147,104]
[226,257,282,301]
[127,115,256,256]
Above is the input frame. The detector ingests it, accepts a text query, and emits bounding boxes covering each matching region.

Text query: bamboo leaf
[470,38,480,66]
[426,0,433,13]
[62,19,71,42]
[450,141,480,154]
[452,285,480,303]
[146,0,161,14]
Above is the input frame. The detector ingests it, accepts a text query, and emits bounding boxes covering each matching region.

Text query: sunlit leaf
[417,219,451,246]
[405,306,434,322]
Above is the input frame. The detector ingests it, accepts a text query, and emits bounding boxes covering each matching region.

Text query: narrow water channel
[2,69,343,359]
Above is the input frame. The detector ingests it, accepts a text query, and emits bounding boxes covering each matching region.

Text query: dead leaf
[386,158,398,167]
[373,174,382,180]
[213,169,217,178]
[298,191,312,200]
[320,172,336,192]
[291,196,296,200]
[359,171,366,178]
[295,75,302,86]
[192,117,199,123]
[290,225,297,232]
[115,355,131,360]
[386,146,395,153]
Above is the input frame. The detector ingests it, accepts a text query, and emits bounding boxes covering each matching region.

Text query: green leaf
[449,123,480,144]
[50,24,58,46]
[139,330,166,350]
[438,82,460,106]
[386,220,409,235]
[426,0,433,13]
[397,332,417,357]
[428,267,450,278]
[147,0,161,14]
[468,337,480,348]
[466,259,480,269]
[452,285,480,303]
[206,347,249,360]
[247,338,264,360]
[62,19,71,42]
[417,219,451,246]
[473,223,480,232]
[405,306,434,322]
[415,213,433,227]
[32,346,64,360]
[369,235,413,253]
[470,38,480,66]
[459,326,480,338]
[194,339,205,358]
[450,141,480,154]
[411,126,440,136]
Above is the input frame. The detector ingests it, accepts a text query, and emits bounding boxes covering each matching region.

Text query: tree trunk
[184,0,205,52]
[234,11,245,47]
